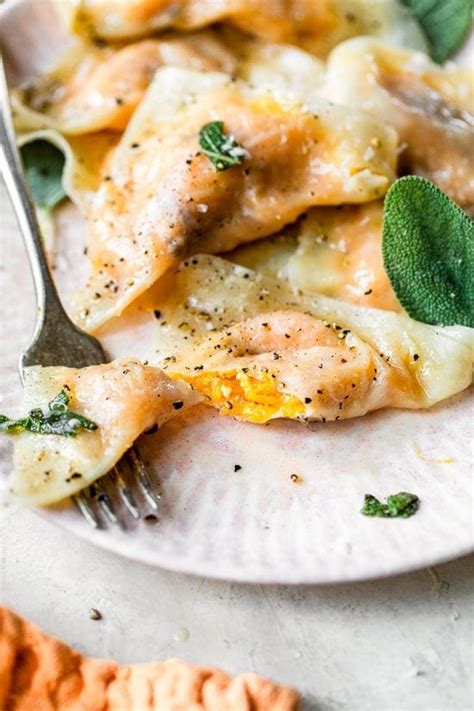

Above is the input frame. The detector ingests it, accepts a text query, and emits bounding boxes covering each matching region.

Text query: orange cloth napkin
[0,606,300,710]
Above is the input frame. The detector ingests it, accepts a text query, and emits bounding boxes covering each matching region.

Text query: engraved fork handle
[0,55,67,328]
[0,55,106,374]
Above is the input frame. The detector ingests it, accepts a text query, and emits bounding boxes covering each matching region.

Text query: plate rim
[36,506,474,585]
[2,0,473,585]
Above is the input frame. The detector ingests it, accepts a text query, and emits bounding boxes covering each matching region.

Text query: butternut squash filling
[178,369,305,424]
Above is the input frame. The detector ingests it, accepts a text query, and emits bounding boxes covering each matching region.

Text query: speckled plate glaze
[0,0,472,584]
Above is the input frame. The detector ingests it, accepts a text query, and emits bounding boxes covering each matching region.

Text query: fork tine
[74,491,101,529]
[126,446,161,510]
[74,447,159,527]
[90,480,120,525]
[109,465,140,520]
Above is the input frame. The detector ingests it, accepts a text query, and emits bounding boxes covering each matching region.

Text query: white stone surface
[0,509,472,710]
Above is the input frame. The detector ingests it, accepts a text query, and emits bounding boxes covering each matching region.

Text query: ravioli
[227,30,326,101]
[72,67,397,331]
[323,38,474,209]
[12,32,235,135]
[8,359,201,506]
[229,201,401,312]
[150,255,473,423]
[53,0,426,56]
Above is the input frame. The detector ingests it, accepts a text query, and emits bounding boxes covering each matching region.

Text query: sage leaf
[0,389,98,437]
[401,0,472,63]
[199,121,249,171]
[382,176,474,327]
[21,139,66,210]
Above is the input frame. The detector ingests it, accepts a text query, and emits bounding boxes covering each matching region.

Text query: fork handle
[0,57,67,324]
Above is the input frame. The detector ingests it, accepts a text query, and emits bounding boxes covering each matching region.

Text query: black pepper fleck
[144,424,159,435]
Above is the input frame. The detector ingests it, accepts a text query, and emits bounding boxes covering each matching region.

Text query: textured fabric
[0,607,300,711]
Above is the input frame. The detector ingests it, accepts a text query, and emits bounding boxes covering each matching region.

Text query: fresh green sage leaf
[0,389,98,437]
[382,176,474,327]
[361,492,420,518]
[21,139,66,210]
[401,0,472,63]
[199,120,249,171]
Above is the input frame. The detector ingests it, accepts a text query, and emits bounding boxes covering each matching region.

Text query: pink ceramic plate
[0,0,472,583]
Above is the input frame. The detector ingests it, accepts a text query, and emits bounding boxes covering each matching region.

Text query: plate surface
[0,0,472,584]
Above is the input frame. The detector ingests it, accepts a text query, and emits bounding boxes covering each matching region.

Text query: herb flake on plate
[361,492,420,518]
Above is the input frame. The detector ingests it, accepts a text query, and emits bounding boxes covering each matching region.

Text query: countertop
[0,509,472,710]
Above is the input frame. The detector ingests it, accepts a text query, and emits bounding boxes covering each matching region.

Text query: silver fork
[0,56,160,528]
